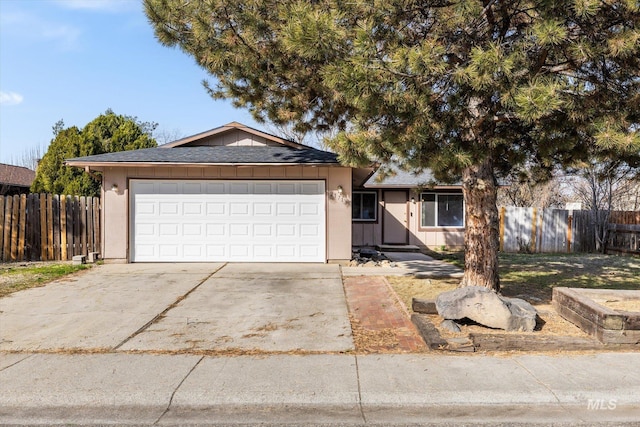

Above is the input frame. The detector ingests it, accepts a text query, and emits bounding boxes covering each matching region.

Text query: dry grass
[0,262,92,298]
[349,315,404,353]
[499,253,640,304]
[388,253,640,339]
[386,276,458,311]
[389,277,590,337]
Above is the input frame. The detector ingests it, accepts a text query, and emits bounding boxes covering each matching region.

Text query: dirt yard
[387,253,640,346]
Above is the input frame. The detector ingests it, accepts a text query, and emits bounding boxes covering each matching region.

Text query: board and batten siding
[351,189,465,249]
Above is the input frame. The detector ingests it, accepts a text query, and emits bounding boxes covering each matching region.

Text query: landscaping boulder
[436,286,537,332]
[440,319,462,333]
[358,248,378,258]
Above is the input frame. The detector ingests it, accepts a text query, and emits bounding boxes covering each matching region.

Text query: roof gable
[65,122,341,168]
[162,122,306,149]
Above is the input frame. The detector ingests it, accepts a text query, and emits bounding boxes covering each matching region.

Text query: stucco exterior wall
[100,165,352,263]
[351,189,465,249]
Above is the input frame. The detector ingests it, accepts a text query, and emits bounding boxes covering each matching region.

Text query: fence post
[80,196,87,256]
[93,196,101,256]
[531,207,537,253]
[46,194,54,260]
[0,197,5,261]
[10,195,19,261]
[66,196,73,259]
[499,206,506,252]
[60,196,67,260]
[567,214,573,253]
[18,194,26,260]
[39,194,47,261]
[4,196,13,261]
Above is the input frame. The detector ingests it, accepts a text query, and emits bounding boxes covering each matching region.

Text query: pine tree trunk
[460,157,500,292]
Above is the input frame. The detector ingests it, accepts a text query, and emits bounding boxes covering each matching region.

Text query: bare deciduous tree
[498,175,567,208]
[11,144,46,172]
[153,128,185,145]
[573,161,639,252]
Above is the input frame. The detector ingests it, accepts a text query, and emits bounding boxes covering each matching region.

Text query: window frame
[352,190,378,222]
[419,192,465,229]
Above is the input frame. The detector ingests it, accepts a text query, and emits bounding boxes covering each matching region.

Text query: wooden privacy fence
[0,194,100,262]
[499,207,640,254]
[607,211,640,255]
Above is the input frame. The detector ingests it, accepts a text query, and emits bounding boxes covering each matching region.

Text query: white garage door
[130,180,326,262]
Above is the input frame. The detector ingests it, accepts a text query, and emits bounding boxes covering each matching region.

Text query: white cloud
[0,92,24,106]
[54,0,138,12]
[0,11,81,51]
[41,24,82,50]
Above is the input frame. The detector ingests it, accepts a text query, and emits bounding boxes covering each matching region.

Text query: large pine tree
[145,0,639,290]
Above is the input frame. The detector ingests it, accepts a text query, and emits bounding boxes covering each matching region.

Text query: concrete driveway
[0,263,353,353]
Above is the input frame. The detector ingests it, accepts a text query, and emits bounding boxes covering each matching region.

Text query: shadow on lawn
[499,253,640,304]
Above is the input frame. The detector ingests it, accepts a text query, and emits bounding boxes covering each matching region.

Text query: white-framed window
[352,191,377,221]
[421,193,464,227]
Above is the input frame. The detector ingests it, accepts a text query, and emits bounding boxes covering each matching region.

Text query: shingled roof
[364,167,461,188]
[66,145,338,166]
[0,163,36,187]
[65,122,340,167]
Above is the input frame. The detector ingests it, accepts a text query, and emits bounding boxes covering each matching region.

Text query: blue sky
[0,0,262,165]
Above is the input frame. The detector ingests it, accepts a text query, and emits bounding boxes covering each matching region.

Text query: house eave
[65,161,342,169]
[363,184,462,189]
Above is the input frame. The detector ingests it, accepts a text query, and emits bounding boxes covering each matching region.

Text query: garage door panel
[278,183,296,194]
[131,179,325,262]
[253,224,273,237]
[300,203,319,216]
[206,224,225,236]
[159,245,179,257]
[276,203,296,216]
[230,182,249,193]
[300,224,320,237]
[183,182,203,193]
[135,223,155,236]
[207,245,225,257]
[159,223,179,236]
[207,183,225,194]
[159,202,179,215]
[184,245,203,257]
[302,182,323,194]
[135,244,156,257]
[230,203,250,215]
[230,245,250,257]
[254,245,273,257]
[254,203,272,215]
[301,245,320,257]
[136,202,156,215]
[183,224,202,236]
[254,183,273,194]
[159,182,179,193]
[206,202,225,215]
[183,203,203,215]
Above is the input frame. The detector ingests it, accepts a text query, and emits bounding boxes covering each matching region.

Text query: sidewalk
[1,351,639,425]
[341,251,463,278]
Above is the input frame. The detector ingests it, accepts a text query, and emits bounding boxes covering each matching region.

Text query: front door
[382,190,408,244]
